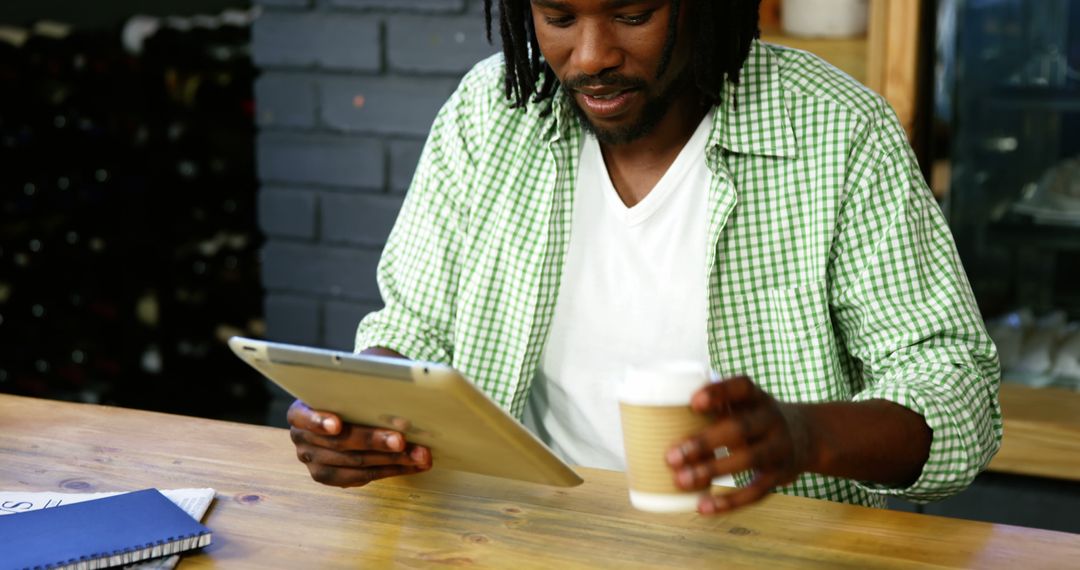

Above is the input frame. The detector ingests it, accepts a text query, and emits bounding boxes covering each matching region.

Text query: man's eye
[618,11,654,25]
[544,15,575,28]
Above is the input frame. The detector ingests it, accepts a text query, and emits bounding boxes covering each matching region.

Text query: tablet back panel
[229,337,582,487]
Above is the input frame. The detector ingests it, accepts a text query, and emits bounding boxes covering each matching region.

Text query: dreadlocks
[483,0,762,111]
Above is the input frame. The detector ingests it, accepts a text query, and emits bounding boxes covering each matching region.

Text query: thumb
[309,410,342,435]
[287,400,342,435]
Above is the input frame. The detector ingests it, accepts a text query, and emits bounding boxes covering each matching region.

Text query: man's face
[530,0,692,146]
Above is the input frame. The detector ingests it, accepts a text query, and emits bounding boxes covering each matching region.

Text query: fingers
[307,464,430,488]
[296,443,431,469]
[671,430,796,491]
[297,439,431,487]
[292,430,433,488]
[698,472,779,515]
[673,451,754,490]
[665,377,810,516]
[287,399,433,488]
[290,424,410,454]
[667,402,778,468]
[287,400,407,453]
[680,437,804,515]
[286,400,344,436]
[691,375,763,414]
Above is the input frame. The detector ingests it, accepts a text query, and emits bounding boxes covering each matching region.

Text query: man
[288,0,1002,515]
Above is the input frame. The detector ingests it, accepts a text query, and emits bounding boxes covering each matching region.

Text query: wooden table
[991,384,1080,482]
[2,395,1078,569]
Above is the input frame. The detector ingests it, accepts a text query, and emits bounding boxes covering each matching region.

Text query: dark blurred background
[0,0,266,422]
[0,0,497,425]
[0,1,246,28]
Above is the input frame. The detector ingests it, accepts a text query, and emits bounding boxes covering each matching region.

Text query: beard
[562,67,692,146]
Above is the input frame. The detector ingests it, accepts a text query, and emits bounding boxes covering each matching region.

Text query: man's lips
[575,87,639,118]
[576,85,631,98]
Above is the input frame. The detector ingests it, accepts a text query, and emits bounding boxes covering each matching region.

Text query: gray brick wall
[253,0,499,355]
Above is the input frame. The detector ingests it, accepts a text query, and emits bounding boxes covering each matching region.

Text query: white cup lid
[618,361,710,406]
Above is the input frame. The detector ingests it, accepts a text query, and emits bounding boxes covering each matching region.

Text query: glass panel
[937,0,1080,387]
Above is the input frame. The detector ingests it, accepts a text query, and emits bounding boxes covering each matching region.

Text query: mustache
[561,72,647,92]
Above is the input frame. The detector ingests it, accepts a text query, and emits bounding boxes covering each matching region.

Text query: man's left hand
[665,375,820,515]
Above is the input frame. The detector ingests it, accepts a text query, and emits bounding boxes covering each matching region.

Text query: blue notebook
[0,488,212,570]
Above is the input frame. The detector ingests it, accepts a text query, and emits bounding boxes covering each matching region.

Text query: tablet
[228,337,583,487]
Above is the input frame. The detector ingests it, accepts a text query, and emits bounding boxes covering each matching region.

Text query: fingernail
[677,469,693,488]
[699,498,717,515]
[321,417,335,431]
[666,447,682,466]
[386,433,404,451]
[410,446,428,463]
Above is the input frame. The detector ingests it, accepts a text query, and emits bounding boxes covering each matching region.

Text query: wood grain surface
[866,0,922,137]
[991,384,1080,482]
[1,394,1078,569]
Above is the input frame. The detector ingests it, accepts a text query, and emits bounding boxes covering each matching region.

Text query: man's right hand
[287,399,432,487]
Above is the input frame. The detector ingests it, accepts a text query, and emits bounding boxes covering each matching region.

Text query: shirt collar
[548,40,798,160]
[548,83,574,143]
[710,40,799,159]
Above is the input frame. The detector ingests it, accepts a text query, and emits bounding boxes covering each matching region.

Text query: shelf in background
[986,86,1080,111]
[759,1,923,142]
[759,30,868,85]
[989,216,1080,251]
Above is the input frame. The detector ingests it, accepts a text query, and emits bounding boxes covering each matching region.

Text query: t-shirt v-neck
[593,114,714,227]
[523,113,719,472]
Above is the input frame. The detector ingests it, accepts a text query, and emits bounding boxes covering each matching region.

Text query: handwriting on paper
[0,498,65,514]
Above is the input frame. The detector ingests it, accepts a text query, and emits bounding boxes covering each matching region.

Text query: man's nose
[571,22,623,77]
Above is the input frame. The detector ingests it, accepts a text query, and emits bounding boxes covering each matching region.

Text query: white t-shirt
[524,114,714,471]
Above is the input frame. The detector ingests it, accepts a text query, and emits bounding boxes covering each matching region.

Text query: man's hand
[287,400,432,487]
[665,376,934,516]
[665,376,819,515]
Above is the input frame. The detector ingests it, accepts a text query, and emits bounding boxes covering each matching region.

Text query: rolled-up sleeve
[354,68,481,364]
[830,135,1003,503]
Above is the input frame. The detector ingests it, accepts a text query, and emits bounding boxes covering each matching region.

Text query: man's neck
[599,91,710,208]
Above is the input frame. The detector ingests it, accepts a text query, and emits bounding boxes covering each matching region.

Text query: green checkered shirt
[356,41,1002,507]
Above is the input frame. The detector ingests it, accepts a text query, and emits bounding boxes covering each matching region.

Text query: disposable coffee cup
[618,361,711,513]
